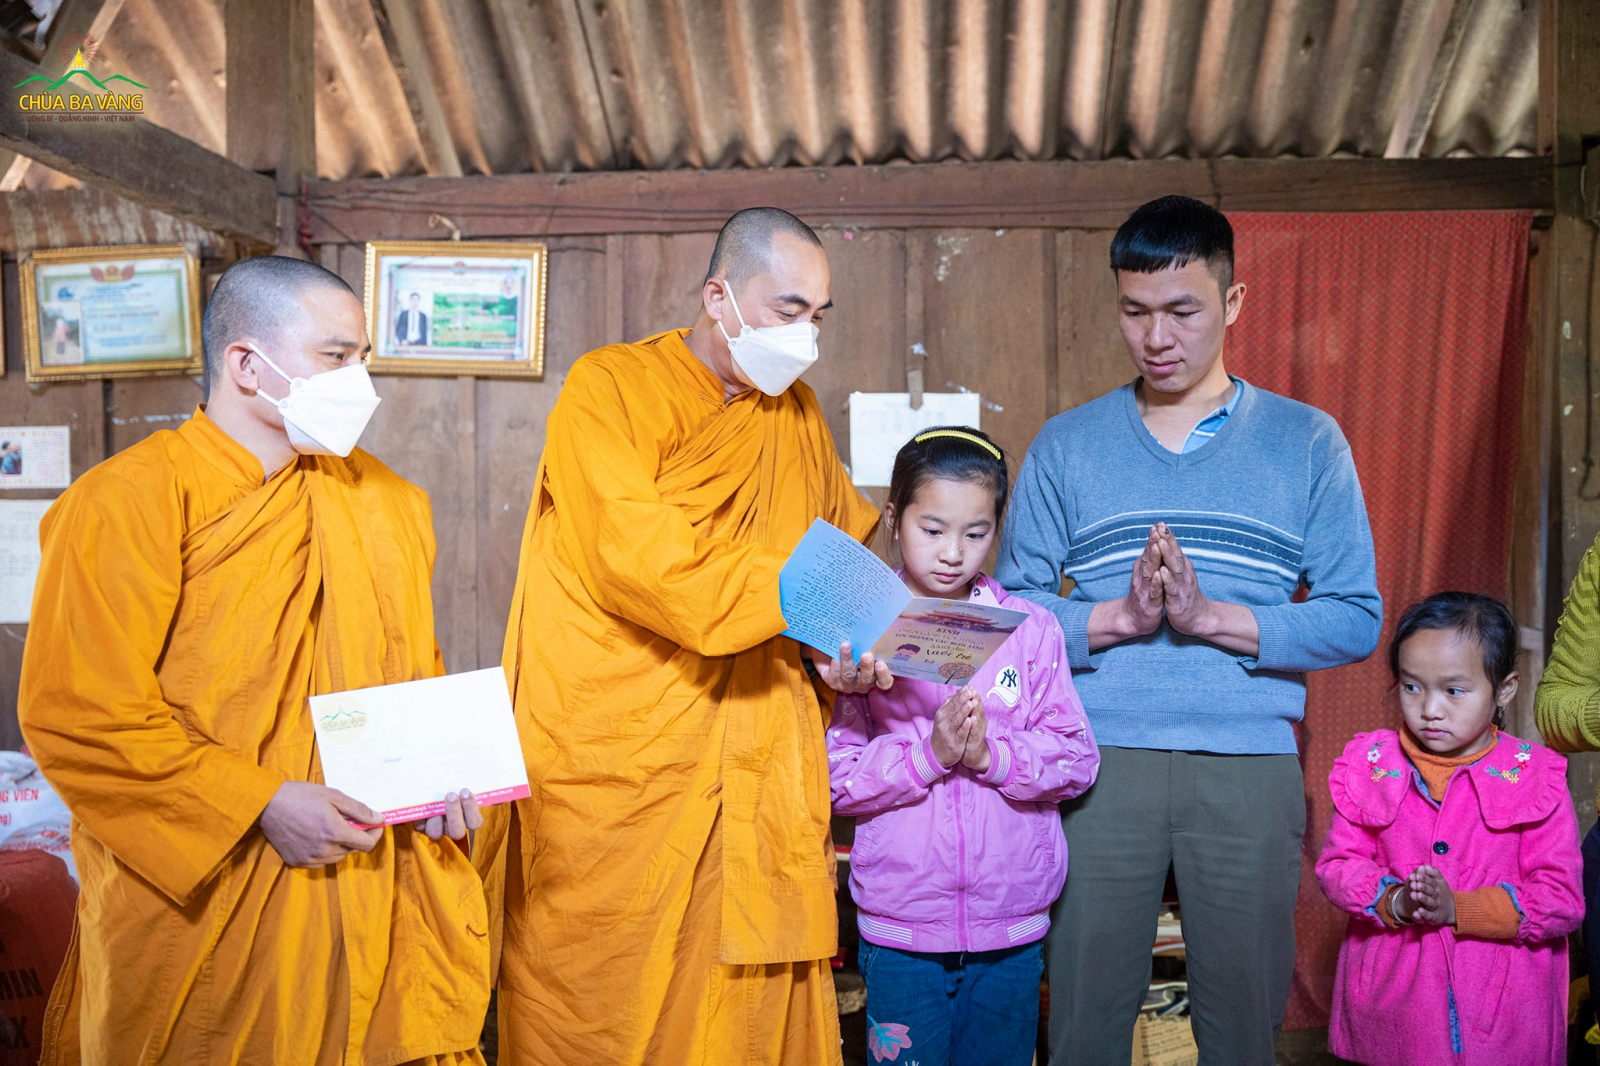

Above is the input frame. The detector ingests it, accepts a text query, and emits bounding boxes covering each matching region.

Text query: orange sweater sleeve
[1375,882,1404,927]
[1453,886,1523,939]
[1375,882,1521,937]
[542,361,789,658]
[18,467,282,906]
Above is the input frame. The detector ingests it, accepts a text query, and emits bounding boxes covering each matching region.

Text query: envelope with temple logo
[309,666,531,825]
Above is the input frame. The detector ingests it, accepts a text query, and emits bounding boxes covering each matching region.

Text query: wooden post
[1541,0,1600,815]
[225,0,315,254]
[1544,0,1600,590]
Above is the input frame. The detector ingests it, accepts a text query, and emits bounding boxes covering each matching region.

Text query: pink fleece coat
[1315,729,1582,1065]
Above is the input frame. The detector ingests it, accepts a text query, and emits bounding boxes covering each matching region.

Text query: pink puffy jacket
[827,573,1099,953]
[1316,729,1582,1065]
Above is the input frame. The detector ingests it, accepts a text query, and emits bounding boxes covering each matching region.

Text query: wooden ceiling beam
[226,0,315,199]
[0,49,277,245]
[0,1,136,202]
[303,156,1554,244]
[43,0,129,56]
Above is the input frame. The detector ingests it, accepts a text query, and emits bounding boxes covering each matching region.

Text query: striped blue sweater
[995,379,1381,754]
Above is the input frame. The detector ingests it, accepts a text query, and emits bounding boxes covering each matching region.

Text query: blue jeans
[858,939,1042,1066]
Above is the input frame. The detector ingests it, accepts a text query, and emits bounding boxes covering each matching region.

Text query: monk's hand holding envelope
[413,788,484,841]
[259,781,384,867]
[309,668,531,840]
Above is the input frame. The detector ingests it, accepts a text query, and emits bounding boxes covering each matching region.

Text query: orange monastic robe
[19,410,489,1066]
[476,330,878,1064]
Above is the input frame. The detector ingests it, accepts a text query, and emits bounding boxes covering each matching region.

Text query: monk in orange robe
[476,208,884,1063]
[20,256,490,1065]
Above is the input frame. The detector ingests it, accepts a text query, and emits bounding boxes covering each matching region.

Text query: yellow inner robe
[19,410,489,1066]
[475,330,878,1064]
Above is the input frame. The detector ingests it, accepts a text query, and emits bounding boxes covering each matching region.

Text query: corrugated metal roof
[20,0,1541,191]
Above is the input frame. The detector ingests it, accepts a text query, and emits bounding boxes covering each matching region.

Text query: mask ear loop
[715,279,749,339]
[245,343,296,403]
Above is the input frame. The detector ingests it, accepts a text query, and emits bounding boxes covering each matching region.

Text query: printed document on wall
[848,393,981,487]
[0,499,52,624]
[0,426,70,490]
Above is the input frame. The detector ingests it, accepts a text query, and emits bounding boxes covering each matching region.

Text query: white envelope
[309,666,530,825]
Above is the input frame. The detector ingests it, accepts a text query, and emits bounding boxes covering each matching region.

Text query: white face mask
[715,283,819,396]
[248,344,381,458]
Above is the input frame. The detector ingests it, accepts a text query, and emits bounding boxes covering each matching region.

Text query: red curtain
[1225,211,1532,1028]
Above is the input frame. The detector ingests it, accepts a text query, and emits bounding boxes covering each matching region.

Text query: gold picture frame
[21,244,202,383]
[363,240,547,379]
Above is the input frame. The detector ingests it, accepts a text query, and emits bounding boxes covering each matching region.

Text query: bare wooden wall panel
[912,228,1054,463]
[806,229,907,474]
[107,377,204,453]
[619,232,717,342]
[1055,229,1131,414]
[473,237,610,669]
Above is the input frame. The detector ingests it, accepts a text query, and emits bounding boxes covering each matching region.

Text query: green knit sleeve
[1536,536,1600,752]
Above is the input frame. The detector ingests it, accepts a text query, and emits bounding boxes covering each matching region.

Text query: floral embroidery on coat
[1485,743,1534,783]
[1367,739,1403,781]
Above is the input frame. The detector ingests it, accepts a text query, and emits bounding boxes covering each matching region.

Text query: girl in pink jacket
[827,427,1098,1066]
[1316,592,1582,1064]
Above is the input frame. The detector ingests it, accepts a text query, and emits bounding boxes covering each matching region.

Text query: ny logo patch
[987,665,1022,707]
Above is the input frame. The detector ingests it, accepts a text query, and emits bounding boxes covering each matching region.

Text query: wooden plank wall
[315,225,1129,678]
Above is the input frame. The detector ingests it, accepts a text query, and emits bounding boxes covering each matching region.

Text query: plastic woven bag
[0,750,74,881]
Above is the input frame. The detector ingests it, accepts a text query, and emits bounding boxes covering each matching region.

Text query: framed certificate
[364,240,547,379]
[21,244,202,383]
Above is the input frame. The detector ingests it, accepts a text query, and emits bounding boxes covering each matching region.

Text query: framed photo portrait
[21,244,202,383]
[364,241,548,379]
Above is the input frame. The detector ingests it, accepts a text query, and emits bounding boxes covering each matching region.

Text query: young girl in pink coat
[827,427,1098,1066]
[1316,593,1582,1064]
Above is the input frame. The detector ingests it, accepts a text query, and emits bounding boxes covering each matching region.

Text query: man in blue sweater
[996,196,1380,1065]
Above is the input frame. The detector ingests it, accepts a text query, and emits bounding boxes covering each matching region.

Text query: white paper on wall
[0,499,53,624]
[847,392,982,487]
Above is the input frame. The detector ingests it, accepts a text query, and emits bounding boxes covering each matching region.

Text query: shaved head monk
[20,255,490,1065]
[476,208,883,1063]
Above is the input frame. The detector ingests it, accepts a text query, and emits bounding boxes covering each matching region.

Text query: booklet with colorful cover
[778,519,1028,685]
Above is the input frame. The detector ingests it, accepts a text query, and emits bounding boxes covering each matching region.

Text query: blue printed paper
[779,519,1029,683]
[780,519,911,657]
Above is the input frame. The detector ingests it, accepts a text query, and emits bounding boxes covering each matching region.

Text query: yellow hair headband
[912,429,1001,460]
